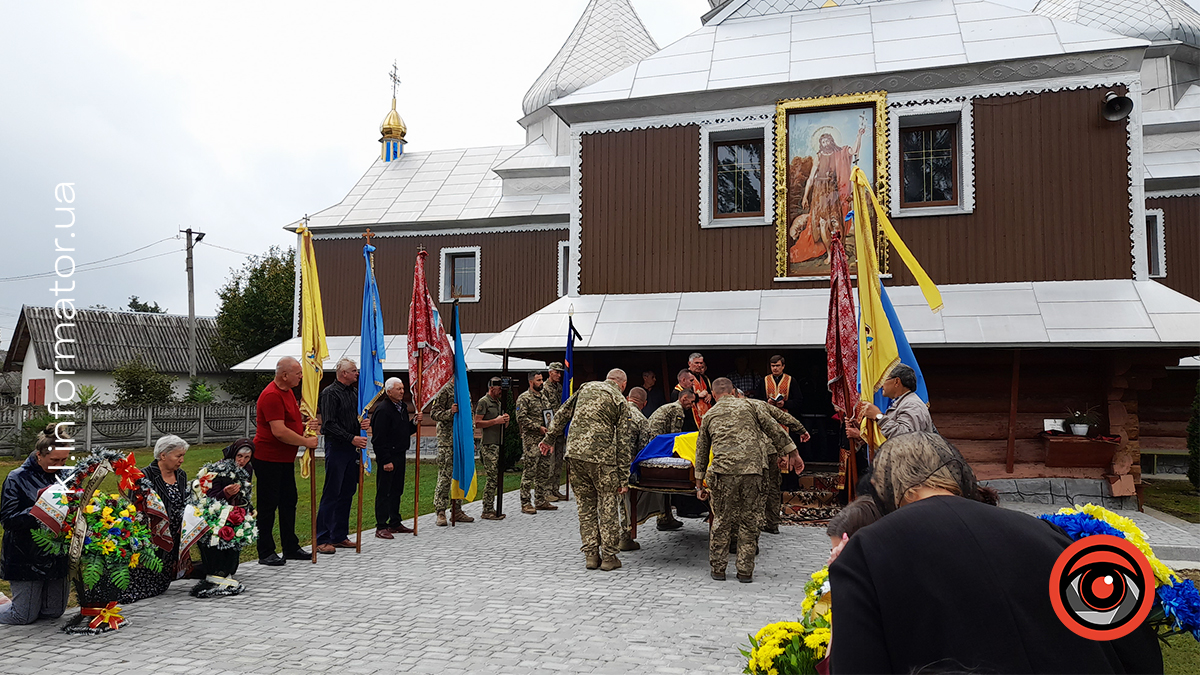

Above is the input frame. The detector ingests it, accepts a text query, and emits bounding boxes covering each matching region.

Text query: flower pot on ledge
[1069,424,1090,436]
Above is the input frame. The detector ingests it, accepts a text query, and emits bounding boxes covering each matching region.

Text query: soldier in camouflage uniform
[746,395,810,534]
[618,387,652,551]
[695,378,796,582]
[543,362,568,500]
[540,369,631,571]
[643,390,696,530]
[515,372,554,514]
[430,383,473,526]
[474,378,510,520]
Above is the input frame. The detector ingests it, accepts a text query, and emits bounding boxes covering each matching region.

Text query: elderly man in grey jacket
[846,364,934,444]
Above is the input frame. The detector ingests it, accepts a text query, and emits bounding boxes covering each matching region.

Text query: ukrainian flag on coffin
[632,432,699,474]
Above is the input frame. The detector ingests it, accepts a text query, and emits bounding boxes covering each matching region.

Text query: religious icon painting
[773,91,889,279]
[543,409,554,427]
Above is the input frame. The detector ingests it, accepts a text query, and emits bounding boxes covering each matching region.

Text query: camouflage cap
[548,362,566,371]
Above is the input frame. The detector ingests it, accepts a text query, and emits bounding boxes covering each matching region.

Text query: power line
[198,240,254,256]
[0,248,183,283]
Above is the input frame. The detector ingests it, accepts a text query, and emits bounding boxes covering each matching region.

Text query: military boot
[585,553,601,570]
[521,503,537,515]
[600,556,622,571]
[435,510,448,527]
[451,502,474,523]
[619,535,641,551]
[535,500,558,511]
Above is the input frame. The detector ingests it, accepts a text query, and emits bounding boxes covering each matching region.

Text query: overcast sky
[0,0,1188,345]
[0,0,712,342]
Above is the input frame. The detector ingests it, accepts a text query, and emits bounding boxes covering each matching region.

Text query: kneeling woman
[190,439,257,598]
[121,435,189,603]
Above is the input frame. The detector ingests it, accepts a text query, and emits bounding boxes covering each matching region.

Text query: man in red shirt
[254,357,319,566]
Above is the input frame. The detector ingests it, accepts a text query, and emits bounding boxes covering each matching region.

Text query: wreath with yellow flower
[743,568,832,675]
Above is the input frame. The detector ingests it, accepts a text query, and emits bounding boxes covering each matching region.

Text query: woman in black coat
[120,435,189,603]
[371,377,420,539]
[829,432,1162,674]
[0,427,71,625]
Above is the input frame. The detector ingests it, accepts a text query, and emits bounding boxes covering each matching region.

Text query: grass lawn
[1143,479,1200,524]
[0,444,538,601]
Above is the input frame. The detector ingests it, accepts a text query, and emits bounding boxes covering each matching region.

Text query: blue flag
[357,243,386,474]
[871,285,929,411]
[449,303,478,501]
[563,316,576,404]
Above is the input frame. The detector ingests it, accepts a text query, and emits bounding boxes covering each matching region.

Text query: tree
[185,377,216,404]
[111,356,175,406]
[212,246,295,402]
[1187,378,1199,490]
[127,296,165,313]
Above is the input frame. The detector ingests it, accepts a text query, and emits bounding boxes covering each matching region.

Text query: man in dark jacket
[0,428,70,624]
[315,358,370,554]
[372,377,420,539]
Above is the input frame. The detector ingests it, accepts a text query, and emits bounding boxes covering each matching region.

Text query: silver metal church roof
[554,0,1145,112]
[521,0,659,116]
[480,280,1200,353]
[232,333,546,373]
[1034,0,1200,46]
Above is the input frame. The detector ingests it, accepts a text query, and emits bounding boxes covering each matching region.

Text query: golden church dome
[380,98,406,140]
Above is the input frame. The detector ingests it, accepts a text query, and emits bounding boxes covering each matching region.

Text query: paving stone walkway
[4,494,1197,674]
[0,490,830,675]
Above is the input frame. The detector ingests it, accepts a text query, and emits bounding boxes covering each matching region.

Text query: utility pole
[183,227,206,379]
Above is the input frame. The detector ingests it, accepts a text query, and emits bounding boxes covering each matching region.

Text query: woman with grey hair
[829,432,1161,673]
[120,435,190,603]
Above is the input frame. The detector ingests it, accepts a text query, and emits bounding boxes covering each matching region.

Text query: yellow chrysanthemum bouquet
[742,568,832,675]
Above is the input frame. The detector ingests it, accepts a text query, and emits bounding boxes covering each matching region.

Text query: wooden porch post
[1005,350,1021,474]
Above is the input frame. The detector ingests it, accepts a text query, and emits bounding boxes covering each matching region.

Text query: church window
[1146,210,1166,278]
[900,125,957,207]
[439,246,481,303]
[712,140,764,218]
[557,240,570,297]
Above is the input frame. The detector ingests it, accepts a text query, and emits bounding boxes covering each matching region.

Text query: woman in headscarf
[829,432,1161,674]
[119,435,189,603]
[191,438,255,598]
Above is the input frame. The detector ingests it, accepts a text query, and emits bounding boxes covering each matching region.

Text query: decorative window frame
[700,116,775,229]
[438,245,482,304]
[888,97,975,218]
[1145,208,1166,279]
[557,240,570,297]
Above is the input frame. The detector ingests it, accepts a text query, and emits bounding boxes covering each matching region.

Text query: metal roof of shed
[232,333,546,373]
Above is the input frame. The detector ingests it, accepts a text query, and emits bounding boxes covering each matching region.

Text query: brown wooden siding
[1149,195,1200,301]
[312,230,565,336]
[579,87,1133,294]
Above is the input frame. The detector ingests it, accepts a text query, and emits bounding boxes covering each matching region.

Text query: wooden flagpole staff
[412,243,426,536]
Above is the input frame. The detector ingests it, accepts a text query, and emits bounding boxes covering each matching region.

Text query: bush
[18,410,58,454]
[76,384,102,406]
[186,377,216,404]
[111,356,175,406]
[1187,379,1199,490]
[222,373,272,404]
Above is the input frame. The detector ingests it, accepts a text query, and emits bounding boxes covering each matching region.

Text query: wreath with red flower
[188,460,257,550]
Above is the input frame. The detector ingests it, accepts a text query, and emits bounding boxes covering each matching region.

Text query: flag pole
[414,350,422,536]
[355,229,377,554]
[310,451,317,563]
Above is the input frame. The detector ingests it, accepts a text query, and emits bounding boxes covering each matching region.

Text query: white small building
[2,306,231,405]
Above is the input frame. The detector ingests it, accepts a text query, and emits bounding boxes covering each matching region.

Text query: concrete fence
[0,403,257,457]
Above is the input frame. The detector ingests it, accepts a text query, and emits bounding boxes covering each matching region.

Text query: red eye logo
[1049,535,1155,640]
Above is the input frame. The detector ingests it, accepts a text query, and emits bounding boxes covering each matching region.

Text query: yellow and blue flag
[449,303,477,501]
[632,432,699,474]
[850,167,942,449]
[357,243,386,474]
